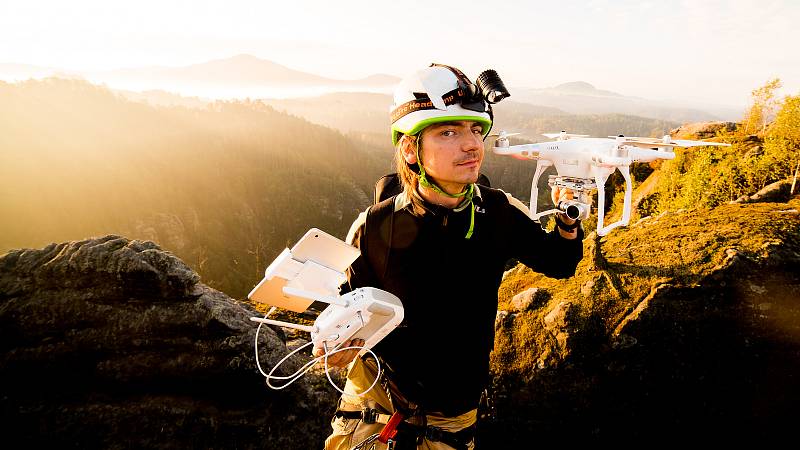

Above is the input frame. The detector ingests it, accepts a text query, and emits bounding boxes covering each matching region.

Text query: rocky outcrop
[488,199,800,443]
[0,235,337,449]
[732,178,794,203]
[5,201,800,447]
[670,121,737,139]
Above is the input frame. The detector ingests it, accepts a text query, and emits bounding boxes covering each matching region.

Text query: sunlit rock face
[487,199,800,444]
[0,235,336,449]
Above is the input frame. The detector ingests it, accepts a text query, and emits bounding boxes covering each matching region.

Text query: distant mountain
[101,54,318,86]
[0,63,80,80]
[512,81,723,123]
[262,92,393,134]
[115,88,210,109]
[262,91,676,141]
[550,81,623,96]
[0,58,739,120]
[86,54,400,97]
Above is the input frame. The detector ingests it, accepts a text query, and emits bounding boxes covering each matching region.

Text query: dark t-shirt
[344,185,584,415]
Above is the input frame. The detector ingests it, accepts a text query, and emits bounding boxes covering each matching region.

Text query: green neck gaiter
[415,140,476,239]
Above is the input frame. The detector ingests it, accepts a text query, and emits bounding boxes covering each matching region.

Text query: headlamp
[430,63,510,113]
[476,70,510,104]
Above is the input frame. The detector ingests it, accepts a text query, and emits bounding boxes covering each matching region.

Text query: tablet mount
[247,229,404,396]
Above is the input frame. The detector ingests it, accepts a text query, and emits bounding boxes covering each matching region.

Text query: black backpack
[366,173,491,281]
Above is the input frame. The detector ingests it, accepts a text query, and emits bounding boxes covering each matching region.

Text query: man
[317,64,584,450]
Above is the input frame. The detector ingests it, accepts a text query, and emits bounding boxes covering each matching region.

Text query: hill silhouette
[0,78,394,298]
[100,54,400,89]
[511,82,729,122]
[262,92,680,138]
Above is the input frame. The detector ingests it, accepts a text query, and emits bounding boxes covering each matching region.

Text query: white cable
[254,307,278,377]
[253,312,382,397]
[323,341,382,398]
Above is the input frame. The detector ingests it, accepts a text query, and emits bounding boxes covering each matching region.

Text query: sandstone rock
[0,235,336,449]
[487,199,800,444]
[502,265,524,281]
[732,179,792,204]
[510,287,549,311]
[543,301,572,330]
[669,121,736,139]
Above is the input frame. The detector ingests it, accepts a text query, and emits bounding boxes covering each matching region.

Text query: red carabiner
[377,411,405,444]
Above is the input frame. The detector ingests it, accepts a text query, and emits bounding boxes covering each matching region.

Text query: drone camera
[476,70,510,104]
[558,200,591,221]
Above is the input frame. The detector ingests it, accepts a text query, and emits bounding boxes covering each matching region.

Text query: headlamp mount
[390,63,511,126]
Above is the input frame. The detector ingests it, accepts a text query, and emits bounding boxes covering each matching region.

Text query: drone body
[492,131,731,236]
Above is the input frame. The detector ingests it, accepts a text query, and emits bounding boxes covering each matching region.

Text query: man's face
[416,120,484,192]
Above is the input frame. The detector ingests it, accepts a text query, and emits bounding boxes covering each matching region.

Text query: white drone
[492,130,731,235]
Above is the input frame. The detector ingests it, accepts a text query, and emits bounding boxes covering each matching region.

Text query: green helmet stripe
[392,115,492,145]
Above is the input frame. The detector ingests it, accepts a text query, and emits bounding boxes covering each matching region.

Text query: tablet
[291,228,360,272]
[247,228,360,312]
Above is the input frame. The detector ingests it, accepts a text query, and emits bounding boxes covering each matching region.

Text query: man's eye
[472,128,483,134]
[442,130,456,136]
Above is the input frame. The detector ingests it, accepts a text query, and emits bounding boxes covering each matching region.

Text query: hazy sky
[1,0,798,107]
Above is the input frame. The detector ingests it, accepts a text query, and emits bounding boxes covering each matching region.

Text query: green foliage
[645,80,799,215]
[764,94,800,179]
[742,78,782,135]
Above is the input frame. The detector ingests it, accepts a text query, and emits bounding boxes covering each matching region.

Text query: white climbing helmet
[390,64,502,145]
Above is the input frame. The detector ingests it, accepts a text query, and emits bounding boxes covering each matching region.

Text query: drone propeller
[611,134,731,149]
[543,131,590,140]
[671,139,731,148]
[623,140,681,149]
[488,131,522,139]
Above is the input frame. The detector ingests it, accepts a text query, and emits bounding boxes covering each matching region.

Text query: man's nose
[461,131,483,151]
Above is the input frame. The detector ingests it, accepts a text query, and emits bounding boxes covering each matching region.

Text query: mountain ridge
[0,56,733,119]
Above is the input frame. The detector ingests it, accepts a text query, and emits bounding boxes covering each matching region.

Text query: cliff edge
[0,235,336,449]
[490,198,800,442]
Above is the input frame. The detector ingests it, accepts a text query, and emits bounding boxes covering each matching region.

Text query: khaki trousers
[323,358,476,450]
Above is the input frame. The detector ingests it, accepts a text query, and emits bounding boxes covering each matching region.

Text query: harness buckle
[362,407,379,424]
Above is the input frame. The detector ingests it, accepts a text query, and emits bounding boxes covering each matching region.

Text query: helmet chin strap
[414,138,476,239]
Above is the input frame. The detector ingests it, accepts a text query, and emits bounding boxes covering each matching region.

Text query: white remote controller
[311,287,404,353]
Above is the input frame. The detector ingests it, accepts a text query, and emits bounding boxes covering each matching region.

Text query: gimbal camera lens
[476,70,510,104]
[557,200,587,221]
[564,204,582,221]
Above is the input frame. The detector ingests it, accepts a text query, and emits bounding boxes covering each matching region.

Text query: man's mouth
[457,159,479,166]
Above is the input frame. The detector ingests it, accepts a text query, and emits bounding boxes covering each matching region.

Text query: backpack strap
[364,194,396,283]
[374,174,402,204]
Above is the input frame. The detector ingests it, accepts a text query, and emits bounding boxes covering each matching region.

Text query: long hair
[394,134,427,214]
